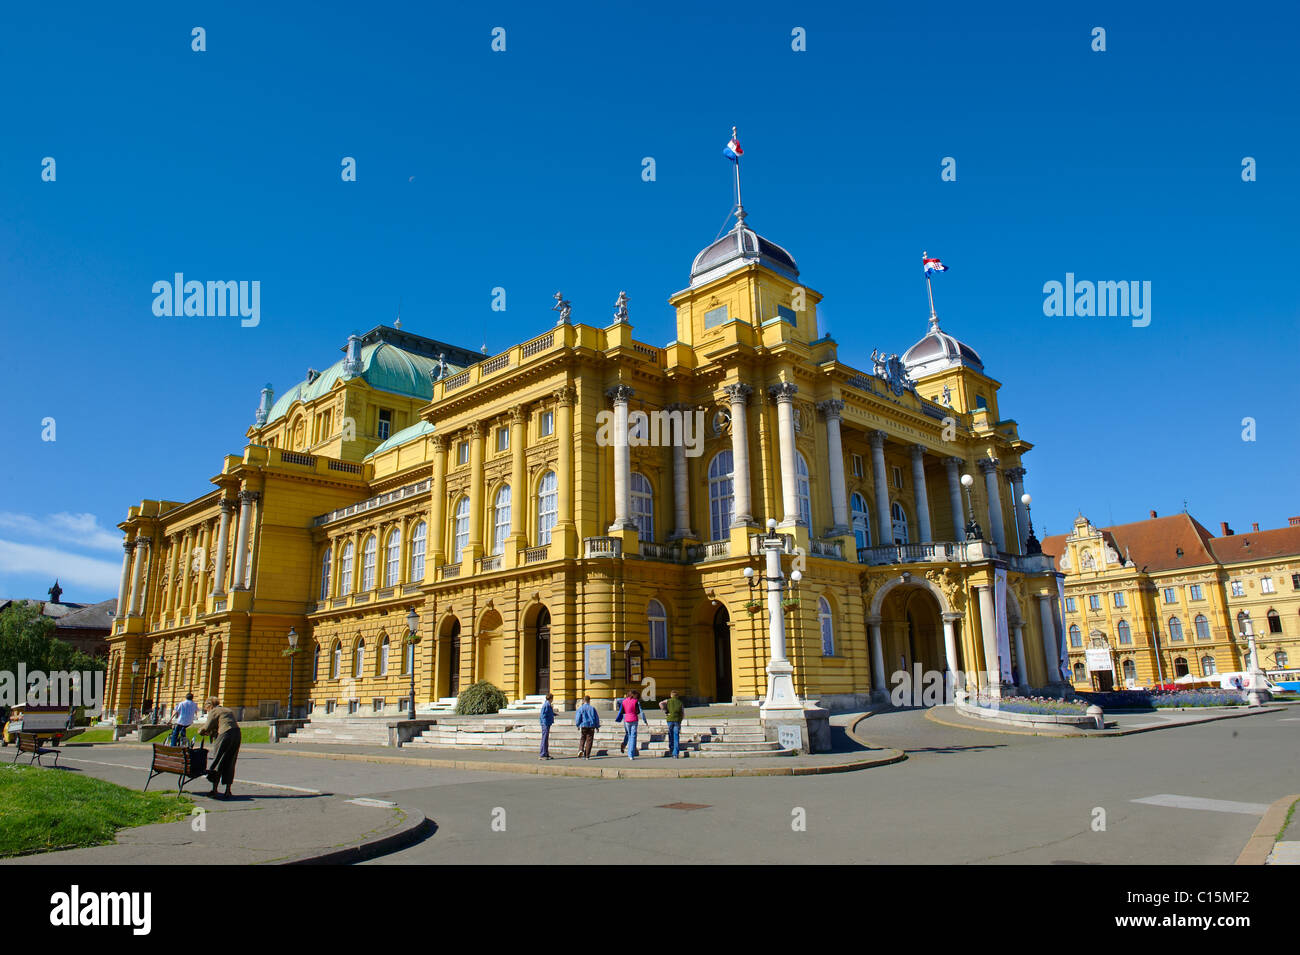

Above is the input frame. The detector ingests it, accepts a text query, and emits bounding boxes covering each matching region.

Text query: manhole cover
[656,802,711,811]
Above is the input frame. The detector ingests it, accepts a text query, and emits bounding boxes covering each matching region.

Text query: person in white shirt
[168,692,198,746]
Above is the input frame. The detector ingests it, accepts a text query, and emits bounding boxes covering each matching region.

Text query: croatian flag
[723,135,743,162]
[923,256,948,274]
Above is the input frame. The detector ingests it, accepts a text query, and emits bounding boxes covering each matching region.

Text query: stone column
[117,540,135,620]
[1012,621,1029,689]
[942,613,962,692]
[555,387,576,539]
[129,536,151,615]
[509,407,527,544]
[769,383,800,526]
[867,615,887,699]
[976,585,1001,697]
[1038,595,1061,685]
[232,490,259,591]
[910,445,933,543]
[723,384,753,524]
[668,403,694,539]
[179,532,195,612]
[979,458,1007,553]
[869,431,892,546]
[607,385,636,532]
[1007,466,1029,553]
[430,436,447,564]
[468,422,485,558]
[212,498,235,597]
[818,399,849,534]
[945,457,966,540]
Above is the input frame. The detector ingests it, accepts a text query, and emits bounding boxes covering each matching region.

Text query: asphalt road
[47,708,1300,864]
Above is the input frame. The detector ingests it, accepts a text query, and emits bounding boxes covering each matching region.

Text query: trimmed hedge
[455,681,508,715]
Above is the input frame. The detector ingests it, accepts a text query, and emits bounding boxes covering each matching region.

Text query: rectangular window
[325,700,336,714]
[348,700,359,715]
[496,427,509,453]
[851,454,863,478]
[1065,597,1076,613]
[378,409,392,440]
[1113,592,1126,608]
[776,304,796,323]
[1292,574,1300,590]
[1188,584,1204,600]
[1163,587,1176,604]
[372,698,384,712]
[540,411,554,437]
[1262,576,1275,594]
[703,305,729,328]
[892,467,903,490]
[458,441,469,466]
[1088,594,1101,611]
[1230,580,1244,597]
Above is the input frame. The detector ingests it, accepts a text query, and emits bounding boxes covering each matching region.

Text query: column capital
[431,435,447,452]
[509,404,528,425]
[722,382,752,404]
[869,429,887,449]
[942,612,965,623]
[218,498,237,514]
[123,539,137,552]
[978,457,1000,474]
[946,456,964,469]
[1005,466,1026,481]
[816,398,844,419]
[768,382,799,403]
[911,443,927,459]
[467,421,484,438]
[135,536,153,547]
[553,385,576,407]
[606,384,635,404]
[238,490,261,504]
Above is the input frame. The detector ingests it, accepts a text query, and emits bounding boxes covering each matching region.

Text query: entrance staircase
[281,718,393,747]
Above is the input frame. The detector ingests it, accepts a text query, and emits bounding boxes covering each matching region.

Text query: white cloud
[0,512,122,552]
[0,540,122,593]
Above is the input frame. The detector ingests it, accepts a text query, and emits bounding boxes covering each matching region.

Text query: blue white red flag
[723,135,743,162]
[923,256,948,274]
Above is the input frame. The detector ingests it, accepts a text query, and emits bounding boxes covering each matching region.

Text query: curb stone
[280,804,433,865]
[1235,793,1300,866]
[924,703,1283,738]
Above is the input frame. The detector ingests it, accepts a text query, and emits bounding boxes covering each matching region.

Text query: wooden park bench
[145,740,208,795]
[12,732,61,768]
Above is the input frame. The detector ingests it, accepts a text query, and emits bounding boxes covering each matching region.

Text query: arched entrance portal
[879,586,946,702]
[713,606,732,703]
[440,618,462,698]
[520,606,551,696]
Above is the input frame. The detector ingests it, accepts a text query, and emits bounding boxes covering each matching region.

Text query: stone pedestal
[760,704,830,754]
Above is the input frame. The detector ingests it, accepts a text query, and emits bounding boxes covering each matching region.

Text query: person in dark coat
[196,696,241,798]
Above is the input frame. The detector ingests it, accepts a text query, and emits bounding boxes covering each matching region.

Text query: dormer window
[378,409,392,440]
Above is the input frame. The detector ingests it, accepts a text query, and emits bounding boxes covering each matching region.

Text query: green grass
[0,764,191,857]
[142,725,270,744]
[68,729,115,743]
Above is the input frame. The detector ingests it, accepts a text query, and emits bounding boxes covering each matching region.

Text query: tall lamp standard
[284,627,301,719]
[743,519,802,719]
[155,656,165,722]
[404,608,421,721]
[129,658,140,724]
[959,473,983,541]
[1020,493,1042,554]
[1236,611,1269,706]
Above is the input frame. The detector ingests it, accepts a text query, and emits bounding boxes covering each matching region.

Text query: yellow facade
[105,213,1072,719]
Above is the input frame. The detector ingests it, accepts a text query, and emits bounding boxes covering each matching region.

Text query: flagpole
[923,250,937,322]
[732,125,744,226]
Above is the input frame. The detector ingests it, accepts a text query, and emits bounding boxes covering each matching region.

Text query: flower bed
[973,696,1087,715]
[1077,688,1245,710]
[955,695,1098,728]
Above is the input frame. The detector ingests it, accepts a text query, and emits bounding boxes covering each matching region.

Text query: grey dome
[901,317,984,378]
[689,224,798,288]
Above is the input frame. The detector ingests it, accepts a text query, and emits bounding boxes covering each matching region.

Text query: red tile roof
[1042,514,1218,573]
[1209,524,1300,565]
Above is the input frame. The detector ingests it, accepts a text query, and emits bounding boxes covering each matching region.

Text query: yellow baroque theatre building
[104,203,1073,721]
[1045,512,1300,690]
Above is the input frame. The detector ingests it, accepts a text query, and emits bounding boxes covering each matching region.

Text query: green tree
[0,603,105,678]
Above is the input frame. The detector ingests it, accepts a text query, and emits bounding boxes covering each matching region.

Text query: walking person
[619,690,648,760]
[538,693,555,759]
[167,692,198,746]
[574,695,600,758]
[661,690,685,758]
[196,696,241,799]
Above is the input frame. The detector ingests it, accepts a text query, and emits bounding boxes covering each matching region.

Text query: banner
[1054,575,1071,682]
[994,568,1013,684]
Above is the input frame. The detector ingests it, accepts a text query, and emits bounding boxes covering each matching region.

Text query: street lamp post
[744,520,802,718]
[960,473,983,541]
[286,627,300,719]
[1238,612,1269,706]
[1020,493,1042,555]
[405,608,421,721]
[129,658,140,724]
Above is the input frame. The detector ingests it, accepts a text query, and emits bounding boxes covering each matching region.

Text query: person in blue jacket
[538,693,555,760]
[574,695,600,758]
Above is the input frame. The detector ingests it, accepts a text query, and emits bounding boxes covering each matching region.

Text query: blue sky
[2,1,1296,602]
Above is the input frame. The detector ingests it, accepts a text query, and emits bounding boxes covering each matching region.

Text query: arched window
[1201,655,1217,676]
[708,450,734,542]
[537,471,558,545]
[795,453,811,528]
[385,528,401,586]
[1277,650,1289,669]
[361,534,377,591]
[631,473,654,541]
[1267,609,1282,634]
[1073,662,1086,683]
[312,644,320,680]
[452,497,470,562]
[492,486,511,556]
[409,522,426,580]
[1194,613,1210,640]
[1173,656,1189,677]
[891,501,909,545]
[1236,610,1248,631]
[851,493,871,550]
[1069,624,1082,648]
[1117,620,1131,644]
[331,641,341,679]
[339,541,354,596]
[1122,659,1137,684]
[319,546,332,601]
[354,639,366,678]
[819,596,835,656]
[380,635,390,676]
[1168,616,1183,642]
[647,599,668,659]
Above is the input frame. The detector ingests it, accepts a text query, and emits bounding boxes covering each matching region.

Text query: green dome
[366,419,436,459]
[265,342,444,426]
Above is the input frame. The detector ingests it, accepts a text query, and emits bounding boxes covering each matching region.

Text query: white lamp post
[748,519,802,717]
[1239,612,1268,706]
